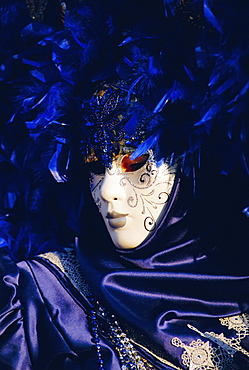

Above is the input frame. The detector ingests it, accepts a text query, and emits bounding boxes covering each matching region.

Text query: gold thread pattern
[171,336,237,370]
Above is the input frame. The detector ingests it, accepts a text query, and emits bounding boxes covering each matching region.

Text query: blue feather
[124,114,139,135]
[228,99,248,117]
[240,119,248,143]
[38,30,71,50]
[30,66,60,83]
[29,93,48,111]
[241,152,249,175]
[153,82,186,113]
[5,191,17,209]
[183,65,195,82]
[130,132,161,159]
[54,136,68,144]
[228,81,249,105]
[123,56,134,68]
[119,36,138,46]
[153,91,169,113]
[126,76,143,103]
[163,0,178,17]
[21,22,55,41]
[204,0,222,33]
[71,34,87,49]
[22,96,37,111]
[48,143,70,183]
[242,207,249,217]
[194,104,219,131]
[119,35,154,47]
[148,56,162,77]
[209,70,221,87]
[0,237,8,248]
[16,45,52,68]
[214,77,235,96]
[0,58,13,82]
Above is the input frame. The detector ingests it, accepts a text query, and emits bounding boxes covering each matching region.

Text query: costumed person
[1,0,249,369]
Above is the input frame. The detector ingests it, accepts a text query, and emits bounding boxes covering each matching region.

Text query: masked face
[89,150,176,249]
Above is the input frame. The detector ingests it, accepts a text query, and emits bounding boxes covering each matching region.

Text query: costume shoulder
[0,248,141,370]
[0,248,32,368]
[0,248,99,369]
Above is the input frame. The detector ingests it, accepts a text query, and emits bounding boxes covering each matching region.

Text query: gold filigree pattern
[220,314,249,335]
[171,335,236,370]
[171,314,249,369]
[170,314,249,370]
[39,251,65,272]
[172,337,215,370]
[186,317,249,360]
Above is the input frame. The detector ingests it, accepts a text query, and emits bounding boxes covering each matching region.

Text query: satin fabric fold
[1,170,249,368]
[76,172,249,368]
[0,249,123,370]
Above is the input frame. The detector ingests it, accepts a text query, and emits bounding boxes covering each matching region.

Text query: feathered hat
[1,0,249,259]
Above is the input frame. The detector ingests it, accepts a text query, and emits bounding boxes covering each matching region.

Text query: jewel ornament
[220,314,249,334]
[171,337,214,370]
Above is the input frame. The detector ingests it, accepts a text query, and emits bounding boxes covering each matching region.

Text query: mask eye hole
[88,161,105,175]
[121,154,149,173]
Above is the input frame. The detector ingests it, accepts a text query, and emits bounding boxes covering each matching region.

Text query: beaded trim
[87,293,155,370]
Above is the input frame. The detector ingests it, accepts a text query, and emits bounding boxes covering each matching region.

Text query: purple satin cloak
[76,173,249,368]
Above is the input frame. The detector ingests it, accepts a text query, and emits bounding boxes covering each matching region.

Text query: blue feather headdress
[1,0,249,259]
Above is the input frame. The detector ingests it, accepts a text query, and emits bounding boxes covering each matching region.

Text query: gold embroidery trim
[39,251,65,272]
[188,322,249,358]
[131,340,183,370]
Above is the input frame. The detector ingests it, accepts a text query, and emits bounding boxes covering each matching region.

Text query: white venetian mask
[89,150,176,249]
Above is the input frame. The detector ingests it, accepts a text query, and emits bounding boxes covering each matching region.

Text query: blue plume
[194,104,219,130]
[130,132,161,159]
[2,0,249,261]
[153,82,187,113]
[124,114,139,135]
[48,143,70,183]
[163,0,180,17]
[203,0,222,33]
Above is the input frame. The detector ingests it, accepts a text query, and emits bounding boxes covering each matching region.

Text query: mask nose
[100,170,126,203]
